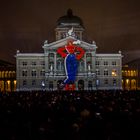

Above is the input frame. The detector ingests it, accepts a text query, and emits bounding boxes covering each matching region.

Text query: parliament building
[16,9,122,91]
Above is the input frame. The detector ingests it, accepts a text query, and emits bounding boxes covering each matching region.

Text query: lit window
[128,71,130,76]
[131,71,134,76]
[134,71,137,76]
[125,70,127,76]
[126,79,130,84]
[112,69,117,76]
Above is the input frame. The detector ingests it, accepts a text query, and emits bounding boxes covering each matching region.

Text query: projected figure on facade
[57,40,85,90]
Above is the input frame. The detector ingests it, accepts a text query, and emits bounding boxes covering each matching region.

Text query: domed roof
[57,9,84,27]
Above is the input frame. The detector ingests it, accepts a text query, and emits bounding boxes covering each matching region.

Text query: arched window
[125,70,128,76]
[131,71,134,76]
[49,53,54,58]
[86,53,92,62]
[134,70,137,76]
[0,80,5,91]
[78,80,84,90]
[131,79,136,90]
[11,71,16,78]
[57,61,61,71]
[2,71,4,78]
[49,53,54,64]
[57,59,64,72]
[9,71,12,78]
[6,80,11,91]
[79,60,84,71]
[122,79,124,89]
[57,80,63,90]
[87,61,92,71]
[127,71,130,76]
[5,71,9,78]
[49,81,53,90]
[125,79,130,90]
[13,80,17,91]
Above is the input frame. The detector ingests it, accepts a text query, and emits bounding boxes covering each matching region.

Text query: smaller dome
[57,9,84,27]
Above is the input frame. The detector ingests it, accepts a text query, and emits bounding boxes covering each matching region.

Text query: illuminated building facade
[16,9,122,91]
[122,60,140,90]
[0,60,16,92]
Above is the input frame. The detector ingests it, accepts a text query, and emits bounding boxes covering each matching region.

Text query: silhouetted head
[65,41,75,54]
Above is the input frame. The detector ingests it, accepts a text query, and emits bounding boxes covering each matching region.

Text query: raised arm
[76,46,85,60]
[57,47,67,58]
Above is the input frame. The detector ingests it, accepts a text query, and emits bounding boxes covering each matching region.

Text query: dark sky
[0,0,140,64]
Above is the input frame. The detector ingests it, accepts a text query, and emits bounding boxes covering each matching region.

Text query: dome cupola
[57,9,84,27]
[55,9,84,40]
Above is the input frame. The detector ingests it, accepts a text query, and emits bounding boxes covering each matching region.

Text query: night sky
[0,0,140,64]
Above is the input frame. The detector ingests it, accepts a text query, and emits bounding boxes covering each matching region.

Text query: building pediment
[42,36,97,51]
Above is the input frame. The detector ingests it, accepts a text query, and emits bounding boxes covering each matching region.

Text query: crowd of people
[0,90,140,140]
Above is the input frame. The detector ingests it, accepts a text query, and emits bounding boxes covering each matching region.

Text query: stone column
[75,81,78,90]
[84,53,87,73]
[53,80,57,90]
[45,53,49,72]
[54,52,57,74]
[84,80,88,90]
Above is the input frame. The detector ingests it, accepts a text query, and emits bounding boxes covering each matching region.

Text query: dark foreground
[0,90,140,140]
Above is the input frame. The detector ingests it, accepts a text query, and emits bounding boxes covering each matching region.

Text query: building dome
[57,9,84,27]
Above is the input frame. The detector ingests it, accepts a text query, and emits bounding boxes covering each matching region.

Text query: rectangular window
[104,61,108,66]
[22,70,27,77]
[104,79,108,84]
[96,69,100,75]
[112,61,116,66]
[113,79,117,86]
[23,80,27,86]
[104,69,108,76]
[32,80,36,86]
[40,70,45,76]
[95,61,100,66]
[31,70,37,77]
[22,61,27,66]
[96,79,100,86]
[40,61,45,66]
[32,62,36,66]
[112,69,117,76]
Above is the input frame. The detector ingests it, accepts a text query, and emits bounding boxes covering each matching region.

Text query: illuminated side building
[16,9,122,91]
[0,60,16,92]
[122,59,140,90]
